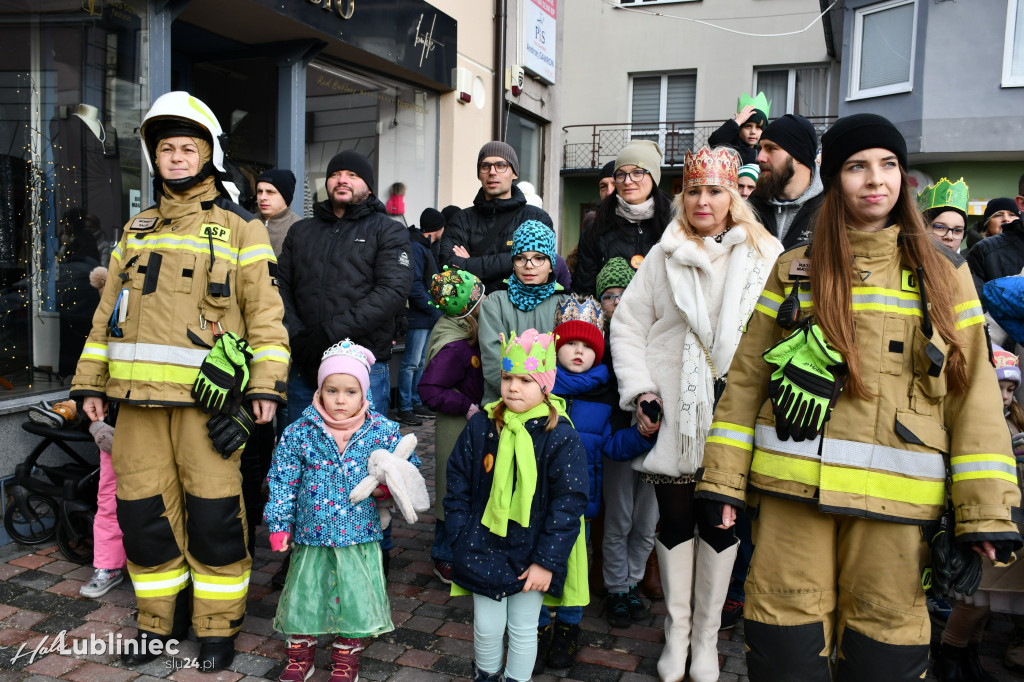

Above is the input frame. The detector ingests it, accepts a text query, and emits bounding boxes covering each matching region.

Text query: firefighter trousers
[112,404,250,638]
[743,495,930,682]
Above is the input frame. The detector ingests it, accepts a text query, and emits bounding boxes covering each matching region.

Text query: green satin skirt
[274,543,394,637]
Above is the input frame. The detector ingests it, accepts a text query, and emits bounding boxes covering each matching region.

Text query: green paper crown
[499,329,557,375]
[917,177,969,216]
[737,91,771,118]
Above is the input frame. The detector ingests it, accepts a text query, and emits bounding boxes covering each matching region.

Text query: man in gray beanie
[749,113,824,249]
[439,140,553,292]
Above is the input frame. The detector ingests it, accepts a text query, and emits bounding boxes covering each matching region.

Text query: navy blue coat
[407,227,442,329]
[554,364,654,518]
[443,412,588,601]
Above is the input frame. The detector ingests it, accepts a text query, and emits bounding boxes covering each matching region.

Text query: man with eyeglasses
[439,141,553,292]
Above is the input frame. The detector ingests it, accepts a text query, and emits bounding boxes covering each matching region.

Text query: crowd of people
[52,88,1024,682]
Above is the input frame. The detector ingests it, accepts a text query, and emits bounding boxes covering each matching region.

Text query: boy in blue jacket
[535,295,655,673]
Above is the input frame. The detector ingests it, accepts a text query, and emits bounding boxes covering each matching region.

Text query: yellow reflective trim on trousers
[820,465,946,506]
[251,345,290,364]
[192,570,250,600]
[131,566,190,597]
[751,449,821,486]
[108,360,200,385]
[81,343,108,363]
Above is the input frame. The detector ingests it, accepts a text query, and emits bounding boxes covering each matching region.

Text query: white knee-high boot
[656,538,694,682]
[688,538,739,682]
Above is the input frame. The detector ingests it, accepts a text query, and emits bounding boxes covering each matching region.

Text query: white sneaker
[79,568,124,598]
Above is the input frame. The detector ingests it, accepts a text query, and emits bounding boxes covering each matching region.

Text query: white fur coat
[611,222,783,477]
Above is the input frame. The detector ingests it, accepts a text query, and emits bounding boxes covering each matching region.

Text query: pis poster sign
[523,0,556,84]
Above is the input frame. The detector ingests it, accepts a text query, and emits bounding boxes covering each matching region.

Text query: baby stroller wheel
[4,493,58,544]
[56,509,94,565]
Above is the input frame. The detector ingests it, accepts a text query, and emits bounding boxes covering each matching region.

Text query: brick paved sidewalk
[0,420,1019,681]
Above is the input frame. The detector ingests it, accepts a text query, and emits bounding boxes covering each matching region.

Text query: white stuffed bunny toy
[349,433,429,528]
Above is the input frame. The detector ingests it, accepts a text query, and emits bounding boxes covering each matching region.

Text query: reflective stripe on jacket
[697,225,1021,539]
[71,185,289,406]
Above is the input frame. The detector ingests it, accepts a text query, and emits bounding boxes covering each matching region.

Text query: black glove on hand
[928,513,983,597]
[206,402,256,458]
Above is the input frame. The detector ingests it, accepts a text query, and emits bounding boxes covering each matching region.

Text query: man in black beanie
[278,149,411,419]
[750,113,824,249]
[439,140,552,291]
[255,168,302,256]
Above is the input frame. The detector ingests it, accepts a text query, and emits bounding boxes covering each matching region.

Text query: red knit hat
[554,320,605,365]
[553,295,606,365]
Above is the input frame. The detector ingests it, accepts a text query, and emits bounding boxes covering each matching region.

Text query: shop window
[506,111,544,193]
[849,0,917,99]
[1003,0,1024,87]
[629,73,696,163]
[755,65,833,117]
[0,3,148,395]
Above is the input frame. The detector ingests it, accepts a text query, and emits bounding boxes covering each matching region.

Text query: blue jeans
[727,509,754,602]
[279,365,317,439]
[398,328,430,412]
[431,518,453,563]
[369,361,391,416]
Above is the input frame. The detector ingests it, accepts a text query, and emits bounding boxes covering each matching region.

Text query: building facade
[0,0,562,485]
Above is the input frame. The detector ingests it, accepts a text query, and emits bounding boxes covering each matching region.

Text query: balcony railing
[561,117,838,171]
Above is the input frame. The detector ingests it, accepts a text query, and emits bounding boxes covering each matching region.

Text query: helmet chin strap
[162,160,215,192]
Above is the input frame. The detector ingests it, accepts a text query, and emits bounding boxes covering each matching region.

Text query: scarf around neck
[615,194,655,223]
[480,394,569,536]
[313,393,368,452]
[506,273,560,312]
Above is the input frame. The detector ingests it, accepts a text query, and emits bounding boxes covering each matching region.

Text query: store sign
[523,0,556,84]
[256,0,456,88]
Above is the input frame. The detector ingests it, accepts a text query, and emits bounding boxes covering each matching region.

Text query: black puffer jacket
[278,197,412,370]
[748,192,825,250]
[439,185,552,292]
[967,219,1024,298]
[571,189,673,296]
[707,119,758,165]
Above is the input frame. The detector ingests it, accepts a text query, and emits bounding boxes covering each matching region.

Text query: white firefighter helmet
[140,91,226,177]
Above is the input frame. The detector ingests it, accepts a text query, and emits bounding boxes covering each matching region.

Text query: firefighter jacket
[695,225,1023,544]
[71,181,290,406]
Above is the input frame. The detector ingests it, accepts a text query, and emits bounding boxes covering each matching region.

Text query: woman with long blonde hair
[611,146,782,682]
[696,114,1023,681]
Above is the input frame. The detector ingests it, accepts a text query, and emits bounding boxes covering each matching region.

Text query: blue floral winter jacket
[554,364,656,518]
[443,412,588,601]
[264,404,416,547]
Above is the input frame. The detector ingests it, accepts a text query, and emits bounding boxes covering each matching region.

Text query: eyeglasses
[931,223,965,237]
[512,254,549,267]
[614,169,648,184]
[600,293,621,305]
[479,161,511,174]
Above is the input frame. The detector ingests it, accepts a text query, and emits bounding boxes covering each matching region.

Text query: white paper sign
[523,0,556,84]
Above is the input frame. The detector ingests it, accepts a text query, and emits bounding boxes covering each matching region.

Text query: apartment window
[849,0,917,99]
[755,65,832,117]
[1003,0,1024,86]
[628,73,696,163]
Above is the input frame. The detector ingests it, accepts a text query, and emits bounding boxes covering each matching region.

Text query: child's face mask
[320,373,364,419]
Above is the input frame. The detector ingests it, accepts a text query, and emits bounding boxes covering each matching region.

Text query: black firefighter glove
[925,512,983,597]
[206,400,256,458]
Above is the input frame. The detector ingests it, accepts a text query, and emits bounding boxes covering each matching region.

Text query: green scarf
[480,395,569,537]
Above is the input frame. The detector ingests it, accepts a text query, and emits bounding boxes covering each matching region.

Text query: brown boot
[642,546,664,600]
[589,507,606,597]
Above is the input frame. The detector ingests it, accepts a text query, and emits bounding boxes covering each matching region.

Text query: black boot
[534,622,553,675]
[122,588,191,666]
[121,631,177,666]
[197,635,236,671]
[546,619,581,669]
[964,643,997,682]
[933,643,970,682]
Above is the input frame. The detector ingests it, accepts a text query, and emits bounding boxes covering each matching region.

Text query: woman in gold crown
[611,145,782,681]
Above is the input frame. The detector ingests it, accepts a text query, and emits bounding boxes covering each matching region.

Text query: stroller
[3,419,99,564]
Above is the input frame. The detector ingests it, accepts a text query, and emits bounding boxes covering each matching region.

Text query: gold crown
[683,147,740,190]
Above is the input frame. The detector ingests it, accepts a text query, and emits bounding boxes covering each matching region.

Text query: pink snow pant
[93,449,126,570]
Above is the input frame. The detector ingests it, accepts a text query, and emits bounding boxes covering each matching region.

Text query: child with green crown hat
[418,267,486,583]
[443,329,589,682]
[708,91,771,165]
[919,177,970,252]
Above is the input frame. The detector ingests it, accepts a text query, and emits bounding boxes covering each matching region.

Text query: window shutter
[756,70,789,115]
[665,74,696,121]
[859,3,914,90]
[630,76,661,125]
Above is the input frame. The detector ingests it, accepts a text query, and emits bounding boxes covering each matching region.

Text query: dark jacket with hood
[707,119,758,165]
[439,185,553,292]
[748,167,825,250]
[571,188,673,296]
[407,226,443,330]
[279,196,412,373]
[967,219,1024,299]
[443,411,588,601]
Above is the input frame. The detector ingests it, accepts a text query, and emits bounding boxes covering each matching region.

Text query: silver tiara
[321,338,369,369]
